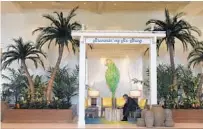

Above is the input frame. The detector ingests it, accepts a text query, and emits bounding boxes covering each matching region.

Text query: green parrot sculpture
[105,59,120,98]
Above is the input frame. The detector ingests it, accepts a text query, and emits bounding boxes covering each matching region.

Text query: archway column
[75,30,165,127]
[78,35,86,127]
[150,37,157,105]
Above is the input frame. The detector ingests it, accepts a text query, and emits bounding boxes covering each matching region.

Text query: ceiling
[1,1,203,15]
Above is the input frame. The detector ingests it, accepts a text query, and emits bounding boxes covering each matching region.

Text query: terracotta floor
[2,123,203,129]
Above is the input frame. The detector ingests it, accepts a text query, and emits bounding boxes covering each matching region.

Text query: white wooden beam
[78,25,86,128]
[72,30,165,38]
[150,37,157,105]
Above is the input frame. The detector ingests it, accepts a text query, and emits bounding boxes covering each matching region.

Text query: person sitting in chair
[122,94,140,121]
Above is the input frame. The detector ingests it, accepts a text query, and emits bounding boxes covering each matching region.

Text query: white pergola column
[150,37,157,105]
[78,35,86,127]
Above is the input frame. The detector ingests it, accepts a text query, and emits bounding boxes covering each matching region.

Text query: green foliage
[2,66,78,109]
[1,68,28,105]
[133,64,203,109]
[105,59,120,98]
[157,64,174,101]
[145,9,201,54]
[188,41,203,68]
[33,75,46,101]
[49,65,79,108]
[1,37,46,69]
[32,7,81,53]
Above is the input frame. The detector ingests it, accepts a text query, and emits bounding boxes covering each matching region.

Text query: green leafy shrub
[48,65,79,109]
[1,68,28,106]
[133,64,203,109]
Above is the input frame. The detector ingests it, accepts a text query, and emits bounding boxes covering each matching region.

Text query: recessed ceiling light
[114,3,116,6]
[84,2,86,5]
[29,2,32,4]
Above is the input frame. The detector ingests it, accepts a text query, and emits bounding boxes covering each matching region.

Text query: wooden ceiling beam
[1,1,22,13]
[96,2,104,14]
[177,1,203,16]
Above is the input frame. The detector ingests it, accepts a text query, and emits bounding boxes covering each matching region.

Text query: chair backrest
[138,99,147,109]
[101,97,112,108]
[85,98,91,108]
[116,97,125,108]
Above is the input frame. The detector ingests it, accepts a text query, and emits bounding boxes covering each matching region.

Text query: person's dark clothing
[122,97,140,121]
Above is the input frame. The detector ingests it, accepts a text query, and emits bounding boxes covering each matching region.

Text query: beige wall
[1,9,203,103]
[2,9,203,72]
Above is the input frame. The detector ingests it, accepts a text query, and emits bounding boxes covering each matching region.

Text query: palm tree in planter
[188,41,203,102]
[1,37,46,101]
[32,6,82,102]
[145,8,201,85]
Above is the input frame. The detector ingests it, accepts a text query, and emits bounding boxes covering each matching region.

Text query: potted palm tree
[145,9,201,85]
[32,6,81,103]
[1,37,46,101]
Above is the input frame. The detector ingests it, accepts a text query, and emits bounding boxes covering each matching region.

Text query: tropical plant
[157,64,174,103]
[1,37,46,101]
[33,75,46,101]
[1,68,28,106]
[145,9,201,85]
[32,7,82,102]
[188,41,203,68]
[48,65,79,108]
[187,41,203,103]
[133,64,202,109]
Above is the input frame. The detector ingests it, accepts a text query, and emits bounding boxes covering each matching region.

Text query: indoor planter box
[1,101,8,121]
[172,109,203,123]
[2,109,73,123]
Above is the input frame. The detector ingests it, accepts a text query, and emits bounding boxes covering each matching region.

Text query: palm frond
[1,37,46,70]
[32,6,81,55]
[187,41,203,68]
[145,8,202,62]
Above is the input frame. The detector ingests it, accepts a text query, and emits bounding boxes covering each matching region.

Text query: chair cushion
[138,99,146,109]
[116,97,125,107]
[85,98,91,108]
[102,97,112,107]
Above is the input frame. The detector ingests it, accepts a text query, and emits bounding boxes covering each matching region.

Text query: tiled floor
[2,123,203,129]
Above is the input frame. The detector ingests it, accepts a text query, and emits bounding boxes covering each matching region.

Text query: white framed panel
[85,37,151,44]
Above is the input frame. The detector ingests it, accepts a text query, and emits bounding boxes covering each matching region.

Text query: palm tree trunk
[168,40,178,108]
[168,41,176,85]
[21,60,35,102]
[46,44,64,103]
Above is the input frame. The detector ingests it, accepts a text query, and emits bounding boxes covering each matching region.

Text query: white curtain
[128,56,143,92]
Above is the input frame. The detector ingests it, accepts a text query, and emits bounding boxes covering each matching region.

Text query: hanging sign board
[85,38,151,44]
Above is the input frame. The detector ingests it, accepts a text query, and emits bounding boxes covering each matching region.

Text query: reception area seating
[85,95,147,121]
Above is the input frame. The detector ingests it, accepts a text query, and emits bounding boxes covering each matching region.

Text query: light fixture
[129,90,141,98]
[29,1,32,4]
[84,2,86,5]
[114,3,117,6]
[88,89,100,107]
[88,90,100,98]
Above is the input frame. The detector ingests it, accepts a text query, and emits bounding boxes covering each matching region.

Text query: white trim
[85,37,151,44]
[78,26,86,127]
[77,29,165,126]
[72,30,165,38]
[150,37,157,105]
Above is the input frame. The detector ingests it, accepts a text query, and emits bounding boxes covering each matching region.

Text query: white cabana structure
[72,25,165,127]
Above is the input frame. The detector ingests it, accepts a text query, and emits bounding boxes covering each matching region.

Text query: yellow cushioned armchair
[101,97,112,117]
[138,99,147,109]
[116,97,125,108]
